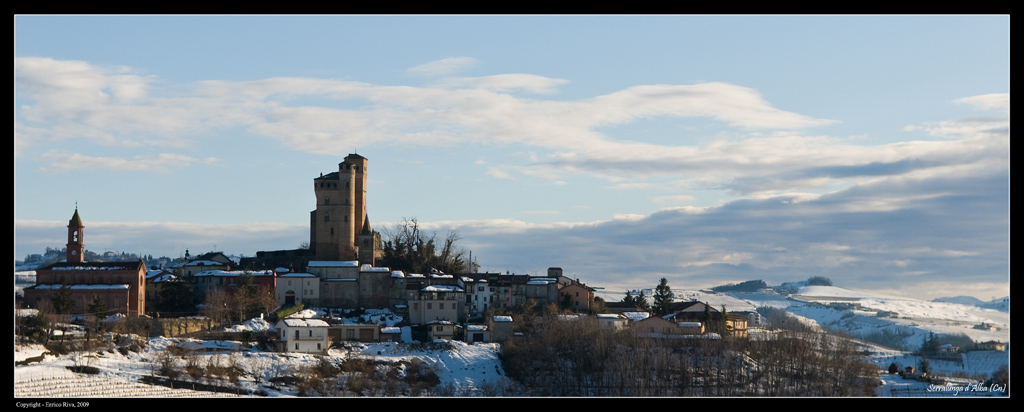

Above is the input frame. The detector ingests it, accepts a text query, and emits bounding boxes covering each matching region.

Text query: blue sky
[14,15,1009,301]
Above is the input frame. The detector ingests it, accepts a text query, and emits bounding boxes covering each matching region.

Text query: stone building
[310,154,383,265]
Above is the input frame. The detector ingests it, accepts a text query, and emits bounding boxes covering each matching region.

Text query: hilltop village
[19,154,752,354]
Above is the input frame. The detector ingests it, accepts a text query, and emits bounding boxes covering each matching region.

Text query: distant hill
[933,295,1009,312]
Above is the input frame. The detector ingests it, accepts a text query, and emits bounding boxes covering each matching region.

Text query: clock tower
[67,208,85,263]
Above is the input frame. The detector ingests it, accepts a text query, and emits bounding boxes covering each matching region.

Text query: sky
[14,15,1009,302]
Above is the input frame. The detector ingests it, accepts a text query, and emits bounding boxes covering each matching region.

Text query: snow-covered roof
[407,273,425,278]
[492,316,513,322]
[149,273,177,283]
[427,320,454,325]
[360,265,390,272]
[322,278,357,282]
[307,260,359,267]
[622,312,650,321]
[193,270,274,277]
[466,325,487,331]
[381,327,401,334]
[597,314,624,319]
[422,285,463,293]
[182,260,226,267]
[49,264,140,271]
[391,270,405,278]
[677,322,702,328]
[277,272,316,278]
[279,318,329,328]
[31,284,129,290]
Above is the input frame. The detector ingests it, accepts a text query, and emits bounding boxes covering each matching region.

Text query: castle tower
[67,208,85,263]
[313,154,368,261]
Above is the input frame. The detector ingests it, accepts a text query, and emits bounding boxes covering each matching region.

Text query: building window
[427,303,432,310]
[439,303,444,310]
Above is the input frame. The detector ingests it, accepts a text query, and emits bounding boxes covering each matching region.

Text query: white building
[276,272,320,306]
[275,317,330,354]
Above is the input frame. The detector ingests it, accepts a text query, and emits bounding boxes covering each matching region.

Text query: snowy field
[15,335,508,398]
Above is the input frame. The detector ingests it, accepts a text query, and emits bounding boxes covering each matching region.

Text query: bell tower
[66,208,85,263]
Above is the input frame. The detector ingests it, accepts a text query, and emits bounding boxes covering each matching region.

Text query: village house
[192,269,275,302]
[408,284,466,324]
[329,321,381,343]
[596,313,628,330]
[174,252,234,279]
[464,324,490,343]
[426,320,458,341]
[977,340,1006,351]
[632,315,704,336]
[380,326,402,342]
[558,280,596,311]
[664,301,749,338]
[274,317,330,354]
[489,315,514,342]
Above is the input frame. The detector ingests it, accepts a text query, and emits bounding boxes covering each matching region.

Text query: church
[23,209,147,316]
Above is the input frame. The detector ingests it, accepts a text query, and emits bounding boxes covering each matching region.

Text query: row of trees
[622,278,676,316]
[500,311,879,396]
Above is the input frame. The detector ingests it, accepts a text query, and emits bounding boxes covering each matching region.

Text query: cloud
[37,151,218,174]
[431,74,568,94]
[954,93,1009,112]
[405,57,479,77]
[17,57,841,176]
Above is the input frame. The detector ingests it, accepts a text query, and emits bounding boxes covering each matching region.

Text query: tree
[379,217,473,274]
[51,280,75,343]
[651,278,674,316]
[806,276,833,286]
[157,281,196,316]
[51,279,75,316]
[622,291,635,306]
[85,295,107,342]
[920,332,940,357]
[635,291,650,311]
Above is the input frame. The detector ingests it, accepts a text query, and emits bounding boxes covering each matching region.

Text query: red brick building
[23,209,147,316]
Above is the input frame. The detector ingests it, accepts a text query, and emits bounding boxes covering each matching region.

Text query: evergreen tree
[87,295,107,317]
[51,279,75,315]
[651,278,674,316]
[635,291,651,312]
[921,331,941,356]
[621,291,636,306]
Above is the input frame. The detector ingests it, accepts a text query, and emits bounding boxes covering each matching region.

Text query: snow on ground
[717,285,1010,385]
[15,312,506,398]
[724,285,1009,346]
[331,340,507,391]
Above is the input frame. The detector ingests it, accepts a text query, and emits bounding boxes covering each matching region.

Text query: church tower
[312,154,369,261]
[66,208,85,263]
